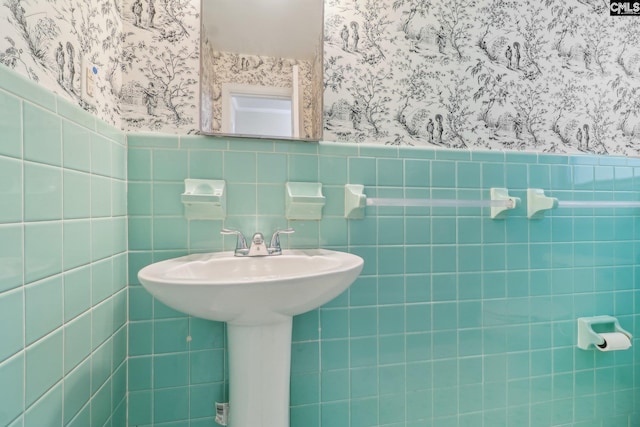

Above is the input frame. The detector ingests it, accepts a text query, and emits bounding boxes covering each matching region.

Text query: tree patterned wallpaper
[2,0,639,155]
[0,0,124,126]
[323,0,640,155]
[119,0,200,134]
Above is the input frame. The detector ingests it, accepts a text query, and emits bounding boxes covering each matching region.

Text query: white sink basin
[138,249,364,324]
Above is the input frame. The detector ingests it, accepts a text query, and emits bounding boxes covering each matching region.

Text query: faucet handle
[269,228,295,254]
[220,228,248,250]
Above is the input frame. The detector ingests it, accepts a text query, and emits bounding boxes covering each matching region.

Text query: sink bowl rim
[138,248,364,287]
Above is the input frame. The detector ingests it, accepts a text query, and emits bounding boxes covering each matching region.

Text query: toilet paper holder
[577,316,632,350]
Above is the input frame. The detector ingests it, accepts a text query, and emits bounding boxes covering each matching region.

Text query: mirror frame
[198,0,324,142]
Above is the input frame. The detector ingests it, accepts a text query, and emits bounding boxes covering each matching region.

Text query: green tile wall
[128,135,640,426]
[0,67,127,427]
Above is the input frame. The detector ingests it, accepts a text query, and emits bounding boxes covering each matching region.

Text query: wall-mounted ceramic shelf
[181,179,226,220]
[285,182,325,220]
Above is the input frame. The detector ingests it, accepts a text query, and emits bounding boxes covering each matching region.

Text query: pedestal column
[226,318,293,427]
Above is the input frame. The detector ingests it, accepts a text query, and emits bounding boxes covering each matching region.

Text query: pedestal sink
[138,249,363,427]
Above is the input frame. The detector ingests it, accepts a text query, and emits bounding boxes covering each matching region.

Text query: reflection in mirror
[200,0,324,141]
[225,92,293,138]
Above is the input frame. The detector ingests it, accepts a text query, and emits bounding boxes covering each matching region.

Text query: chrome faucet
[221,228,294,257]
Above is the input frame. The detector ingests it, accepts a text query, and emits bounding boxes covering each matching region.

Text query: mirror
[199,0,324,141]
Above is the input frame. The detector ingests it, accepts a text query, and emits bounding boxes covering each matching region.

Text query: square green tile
[23,103,61,166]
[153,149,188,181]
[457,161,482,189]
[63,313,91,374]
[24,162,62,221]
[431,160,456,188]
[128,183,152,216]
[379,334,405,364]
[377,158,403,186]
[318,155,347,185]
[24,382,62,427]
[482,163,505,188]
[226,183,257,215]
[252,153,287,185]
[153,183,183,215]
[112,142,127,180]
[25,329,63,406]
[63,266,91,322]
[0,156,22,224]
[91,134,112,176]
[112,217,127,255]
[0,288,23,363]
[291,341,319,373]
[129,321,153,356]
[91,175,112,218]
[91,300,114,350]
[190,349,224,384]
[90,376,111,427]
[191,383,224,419]
[154,319,189,354]
[350,367,378,398]
[62,121,91,172]
[320,339,348,371]
[154,387,189,423]
[92,258,113,304]
[0,224,23,292]
[404,159,430,187]
[349,307,377,337]
[25,276,62,345]
[24,221,62,284]
[128,148,152,181]
[348,277,378,308]
[350,337,377,368]
[0,90,22,159]
[189,317,225,350]
[128,390,152,425]
[62,359,92,423]
[189,150,223,179]
[379,365,405,396]
[112,179,127,216]
[128,356,152,391]
[154,353,189,388]
[62,220,91,270]
[223,151,256,183]
[91,218,114,261]
[292,310,319,342]
[291,372,319,405]
[349,157,376,186]
[62,170,91,219]
[153,217,188,250]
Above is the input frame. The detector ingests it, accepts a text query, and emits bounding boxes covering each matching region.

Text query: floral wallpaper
[0,0,124,126]
[2,0,640,155]
[119,0,200,134]
[323,0,640,155]
[199,41,316,139]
